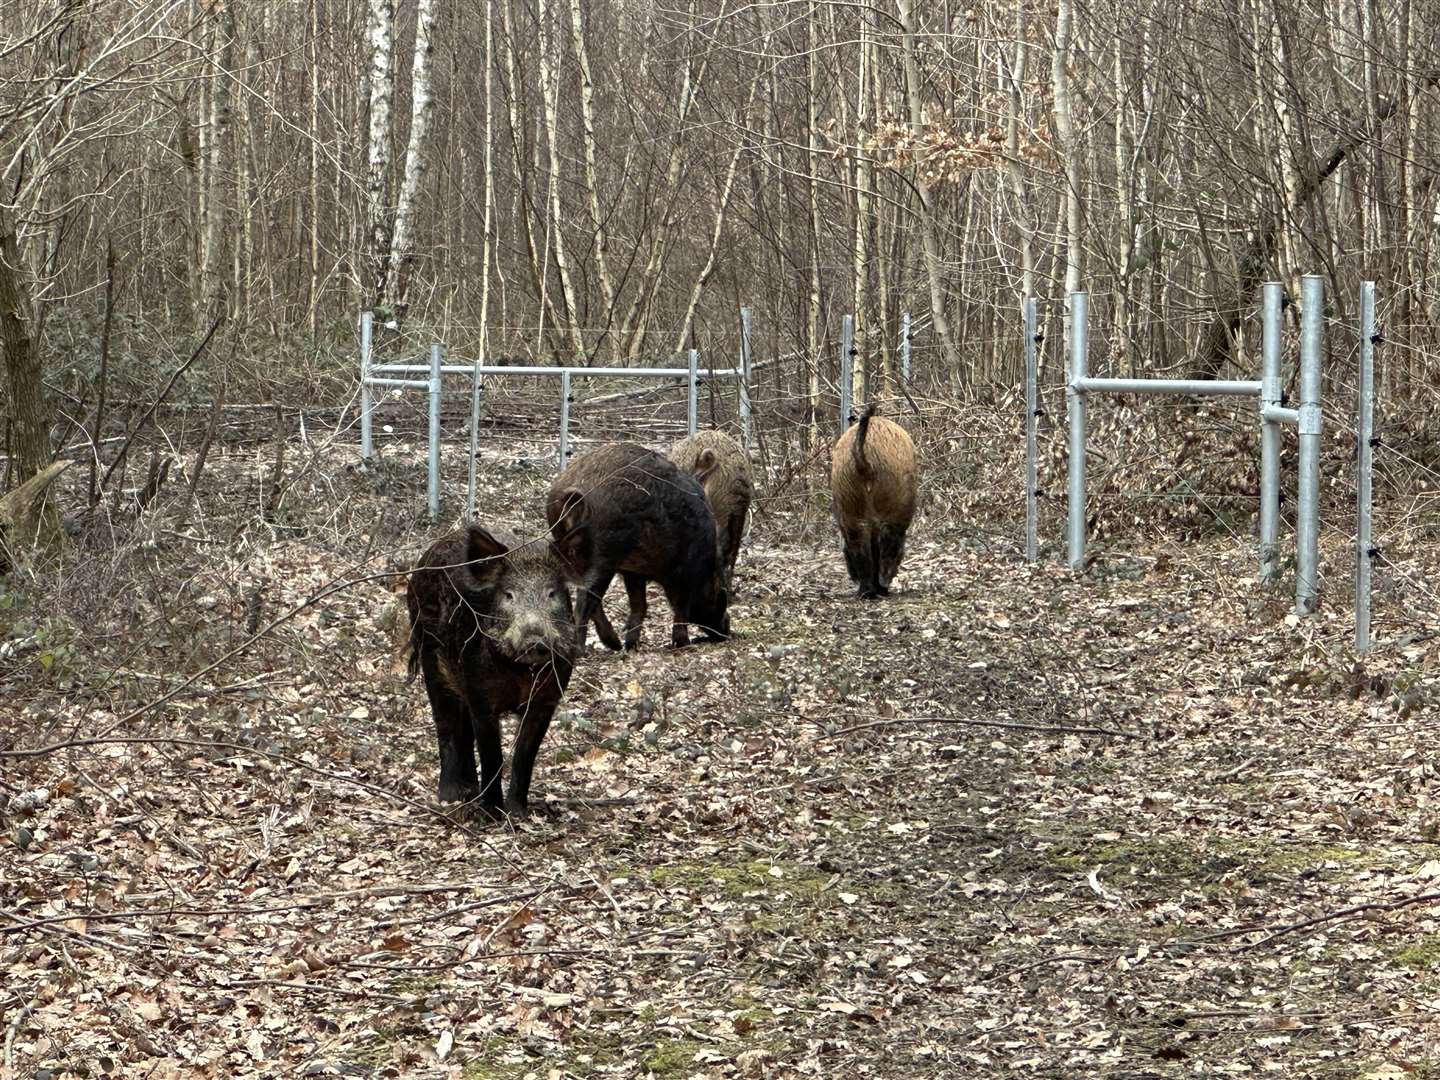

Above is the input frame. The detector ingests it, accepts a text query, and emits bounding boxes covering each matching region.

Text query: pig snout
[498,610,573,665]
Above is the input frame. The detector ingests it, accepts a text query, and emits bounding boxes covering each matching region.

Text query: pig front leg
[505,698,558,818]
[419,648,479,805]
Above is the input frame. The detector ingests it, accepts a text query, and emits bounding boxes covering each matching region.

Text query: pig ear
[464,526,510,585]
[693,449,719,485]
[549,488,587,544]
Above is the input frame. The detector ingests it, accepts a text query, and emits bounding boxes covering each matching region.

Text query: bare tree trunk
[0,214,59,547]
[537,0,588,360]
[850,8,872,406]
[308,0,322,340]
[567,0,618,349]
[1052,0,1083,344]
[391,0,440,317]
[197,2,235,325]
[896,0,959,372]
[806,0,822,450]
[364,0,396,309]
[1004,3,1036,310]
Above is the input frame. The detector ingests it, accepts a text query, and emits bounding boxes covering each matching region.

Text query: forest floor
[3,432,1440,1079]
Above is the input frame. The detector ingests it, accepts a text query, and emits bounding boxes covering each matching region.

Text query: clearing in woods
[2,436,1437,1079]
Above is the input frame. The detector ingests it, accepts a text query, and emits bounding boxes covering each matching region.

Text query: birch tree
[364,0,395,308]
[390,0,440,317]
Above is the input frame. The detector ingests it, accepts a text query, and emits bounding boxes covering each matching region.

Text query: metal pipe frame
[366,363,740,378]
[1023,296,1038,563]
[1066,293,1088,569]
[687,348,699,436]
[368,377,430,389]
[1295,274,1323,616]
[360,312,374,460]
[839,314,854,430]
[1072,377,1262,397]
[1356,281,1376,650]
[1259,282,1284,584]
[427,344,442,521]
[739,306,754,447]
[558,371,572,470]
[466,358,483,519]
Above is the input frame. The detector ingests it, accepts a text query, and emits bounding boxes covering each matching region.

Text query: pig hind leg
[875,521,909,594]
[842,524,879,599]
[575,572,623,651]
[621,573,648,649]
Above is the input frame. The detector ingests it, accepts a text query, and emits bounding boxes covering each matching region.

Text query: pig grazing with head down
[830,402,918,599]
[405,525,576,818]
[546,442,731,651]
[668,430,753,593]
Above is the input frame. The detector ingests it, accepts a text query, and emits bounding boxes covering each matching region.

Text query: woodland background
[4,0,1440,493]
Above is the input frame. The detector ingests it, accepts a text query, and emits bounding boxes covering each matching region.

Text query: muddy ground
[2,431,1439,1079]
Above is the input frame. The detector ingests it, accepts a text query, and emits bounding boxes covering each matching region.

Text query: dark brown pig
[405,525,576,817]
[669,430,753,592]
[546,442,730,650]
[830,402,918,599]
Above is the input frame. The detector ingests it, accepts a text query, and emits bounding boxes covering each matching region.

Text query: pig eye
[503,590,516,603]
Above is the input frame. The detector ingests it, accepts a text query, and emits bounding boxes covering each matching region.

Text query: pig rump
[546,442,730,650]
[668,430,753,593]
[405,525,576,817]
[829,403,918,599]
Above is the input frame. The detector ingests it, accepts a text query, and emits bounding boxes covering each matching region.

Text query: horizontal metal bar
[367,377,430,389]
[369,363,741,378]
[1261,404,1300,425]
[1072,377,1263,397]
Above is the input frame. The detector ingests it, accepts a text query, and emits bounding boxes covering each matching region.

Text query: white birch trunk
[1052,0,1083,339]
[364,0,395,309]
[537,0,588,360]
[391,0,440,316]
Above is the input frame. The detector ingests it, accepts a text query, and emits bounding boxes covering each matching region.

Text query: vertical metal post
[900,312,912,384]
[359,311,374,460]
[1066,292,1088,570]
[558,370,572,471]
[466,357,483,520]
[839,314,854,429]
[1024,296,1038,563]
[1356,280,1376,650]
[739,306,753,447]
[427,343,442,522]
[1296,274,1323,616]
[1259,281,1284,584]
[687,348,699,436]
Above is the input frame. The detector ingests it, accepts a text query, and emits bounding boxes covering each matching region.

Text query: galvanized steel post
[900,312,912,384]
[1295,275,1323,616]
[739,307,753,447]
[1259,282,1284,584]
[1356,281,1376,650]
[1066,293,1088,570]
[558,370,572,471]
[466,355,483,520]
[687,348,699,436]
[360,311,374,460]
[427,343,442,522]
[1024,296,1039,563]
[839,314,854,429]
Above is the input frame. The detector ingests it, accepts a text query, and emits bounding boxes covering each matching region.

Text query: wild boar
[546,442,730,650]
[830,402,918,598]
[405,525,576,817]
[669,430,753,592]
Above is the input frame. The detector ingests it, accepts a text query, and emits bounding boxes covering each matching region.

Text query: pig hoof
[503,798,531,819]
[438,782,480,805]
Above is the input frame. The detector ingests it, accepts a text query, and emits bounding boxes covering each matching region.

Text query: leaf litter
[1,432,1438,1079]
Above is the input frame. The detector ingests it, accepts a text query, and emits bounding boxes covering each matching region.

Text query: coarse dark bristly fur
[669,430,753,594]
[830,402,919,599]
[546,442,731,650]
[405,525,576,818]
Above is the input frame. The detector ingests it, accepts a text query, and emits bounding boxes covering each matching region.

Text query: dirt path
[3,444,1437,1078]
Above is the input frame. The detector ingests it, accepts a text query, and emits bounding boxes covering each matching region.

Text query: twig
[3,994,35,1069]
[96,312,223,498]
[980,952,1101,982]
[1239,889,1440,950]
[828,715,1135,739]
[208,979,415,1005]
